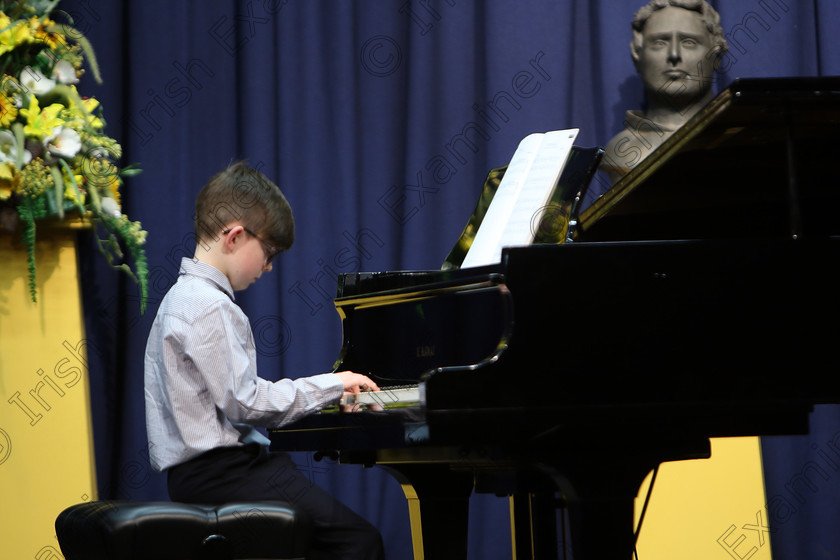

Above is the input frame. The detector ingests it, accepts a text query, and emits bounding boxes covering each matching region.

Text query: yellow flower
[27,16,62,49]
[80,96,103,129]
[18,157,53,198]
[0,15,32,56]
[103,172,121,203]
[0,90,17,127]
[19,95,65,139]
[0,162,18,200]
[59,89,104,130]
[82,97,99,111]
[62,170,86,205]
[73,97,105,130]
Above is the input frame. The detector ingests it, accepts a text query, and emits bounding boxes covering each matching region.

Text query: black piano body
[270,77,840,560]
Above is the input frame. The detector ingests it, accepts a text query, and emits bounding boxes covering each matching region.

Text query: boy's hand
[334,371,380,393]
[334,371,381,412]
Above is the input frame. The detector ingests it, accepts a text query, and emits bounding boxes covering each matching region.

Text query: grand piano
[270,77,840,559]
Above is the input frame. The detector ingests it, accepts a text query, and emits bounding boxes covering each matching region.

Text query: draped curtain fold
[62,1,840,558]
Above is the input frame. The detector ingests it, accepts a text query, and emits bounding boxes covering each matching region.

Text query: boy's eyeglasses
[222,227,279,265]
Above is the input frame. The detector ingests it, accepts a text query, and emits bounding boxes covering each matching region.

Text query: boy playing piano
[144,161,385,559]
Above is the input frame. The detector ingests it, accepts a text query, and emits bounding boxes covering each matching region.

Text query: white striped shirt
[144,258,343,472]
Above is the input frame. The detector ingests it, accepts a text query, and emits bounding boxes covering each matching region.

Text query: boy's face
[223,226,274,291]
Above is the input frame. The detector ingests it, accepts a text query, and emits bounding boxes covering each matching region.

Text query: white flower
[45,126,82,159]
[100,197,122,218]
[19,66,56,95]
[0,130,32,165]
[51,60,79,85]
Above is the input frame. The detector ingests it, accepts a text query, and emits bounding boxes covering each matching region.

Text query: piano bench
[54,500,313,560]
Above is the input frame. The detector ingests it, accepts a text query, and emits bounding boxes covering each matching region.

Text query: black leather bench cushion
[55,501,313,560]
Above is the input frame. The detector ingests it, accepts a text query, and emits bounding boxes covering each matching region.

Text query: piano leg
[566,489,637,559]
[510,491,561,560]
[539,436,713,560]
[511,486,644,560]
[382,464,474,560]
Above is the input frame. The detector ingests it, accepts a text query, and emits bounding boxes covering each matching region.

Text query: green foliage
[16,194,47,301]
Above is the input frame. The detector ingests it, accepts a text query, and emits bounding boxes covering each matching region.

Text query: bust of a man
[601,0,728,185]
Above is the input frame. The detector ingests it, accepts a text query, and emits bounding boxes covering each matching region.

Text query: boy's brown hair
[194,161,295,252]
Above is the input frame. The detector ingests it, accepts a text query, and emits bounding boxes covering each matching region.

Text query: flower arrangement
[0,0,147,312]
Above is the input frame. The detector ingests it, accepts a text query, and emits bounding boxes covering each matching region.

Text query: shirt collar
[178,257,235,301]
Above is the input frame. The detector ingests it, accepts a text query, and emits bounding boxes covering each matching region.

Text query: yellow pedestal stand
[0,225,98,560]
[635,436,772,560]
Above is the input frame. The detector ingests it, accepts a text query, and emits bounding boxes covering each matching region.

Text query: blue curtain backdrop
[60,0,840,558]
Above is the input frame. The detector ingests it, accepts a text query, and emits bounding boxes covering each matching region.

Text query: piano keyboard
[339,385,423,409]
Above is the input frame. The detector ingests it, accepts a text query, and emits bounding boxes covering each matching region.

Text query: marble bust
[600,0,729,185]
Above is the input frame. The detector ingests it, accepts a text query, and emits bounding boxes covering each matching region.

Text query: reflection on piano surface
[339,385,422,408]
[271,77,840,560]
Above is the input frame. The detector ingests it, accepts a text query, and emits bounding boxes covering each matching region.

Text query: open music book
[452,129,583,269]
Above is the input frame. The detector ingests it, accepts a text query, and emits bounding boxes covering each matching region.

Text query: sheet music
[461,129,579,268]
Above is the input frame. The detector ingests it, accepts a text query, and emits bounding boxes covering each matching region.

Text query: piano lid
[577,76,840,242]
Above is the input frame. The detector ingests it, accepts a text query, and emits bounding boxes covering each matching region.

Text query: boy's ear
[222,225,246,252]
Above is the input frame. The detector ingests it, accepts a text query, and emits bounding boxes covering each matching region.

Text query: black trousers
[168,444,385,560]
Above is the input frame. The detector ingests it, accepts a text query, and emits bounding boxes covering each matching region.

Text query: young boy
[144,161,385,559]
